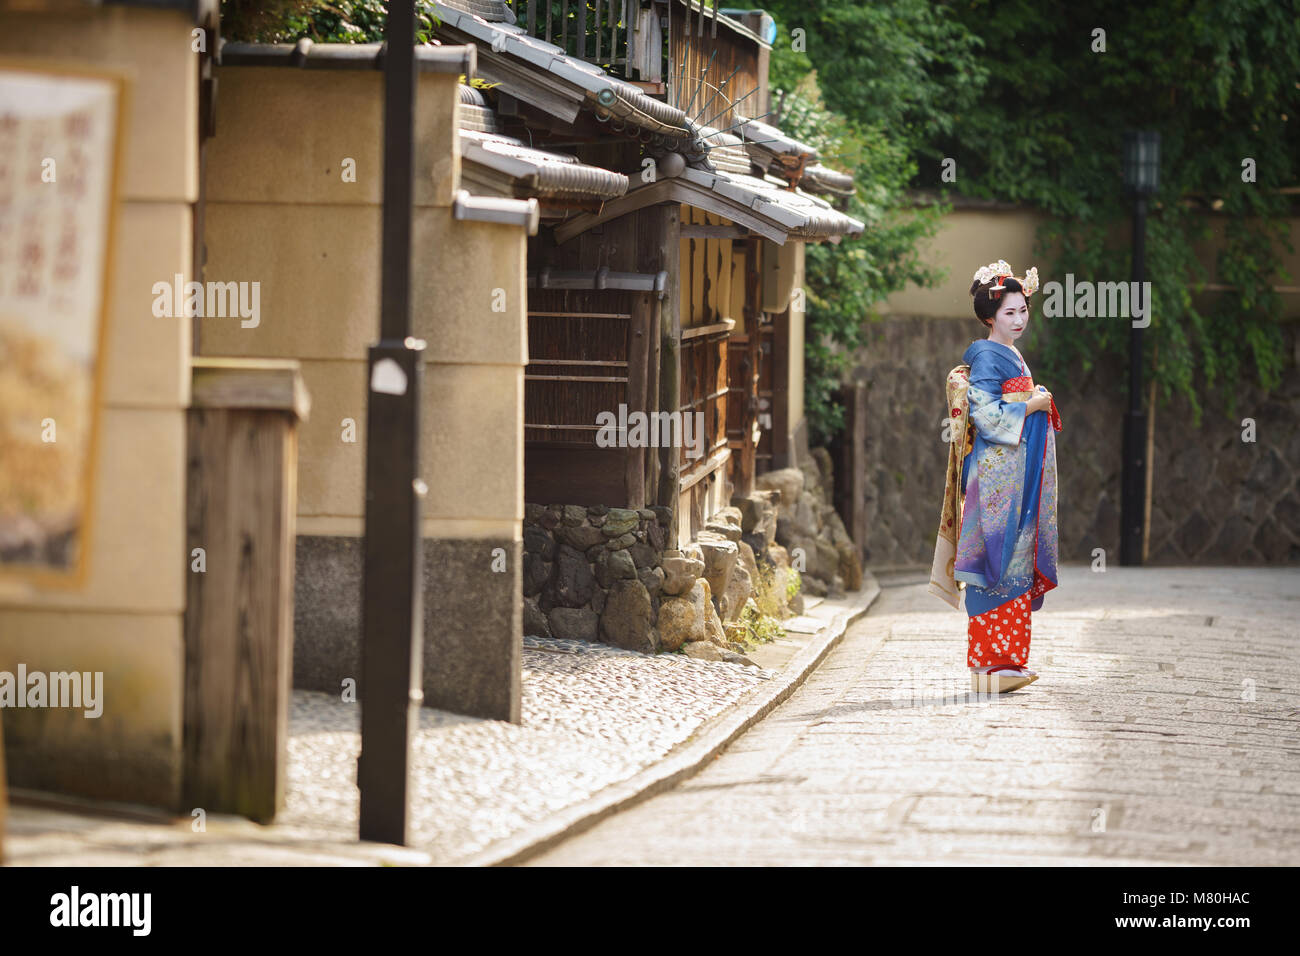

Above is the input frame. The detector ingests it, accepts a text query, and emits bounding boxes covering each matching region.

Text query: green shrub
[736,601,785,649]
[786,568,802,604]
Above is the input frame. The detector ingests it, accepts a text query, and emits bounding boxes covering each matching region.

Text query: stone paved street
[529,567,1300,865]
[5,634,782,865]
[277,636,775,860]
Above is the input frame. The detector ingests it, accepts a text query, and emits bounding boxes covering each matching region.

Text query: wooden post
[659,303,681,515]
[638,205,680,519]
[183,358,309,824]
[736,238,761,495]
[839,381,868,556]
[771,303,791,468]
[645,294,662,501]
[625,295,650,508]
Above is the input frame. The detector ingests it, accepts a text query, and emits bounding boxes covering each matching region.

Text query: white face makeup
[988,290,1029,344]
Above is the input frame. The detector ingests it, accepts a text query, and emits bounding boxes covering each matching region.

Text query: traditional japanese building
[430,0,864,650]
[434,0,859,521]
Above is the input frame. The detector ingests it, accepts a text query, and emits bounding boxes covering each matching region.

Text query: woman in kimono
[929,259,1062,694]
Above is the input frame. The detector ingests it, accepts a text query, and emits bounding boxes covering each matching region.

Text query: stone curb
[453,572,883,867]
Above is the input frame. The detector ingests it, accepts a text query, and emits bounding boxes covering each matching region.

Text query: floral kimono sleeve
[966,351,1025,446]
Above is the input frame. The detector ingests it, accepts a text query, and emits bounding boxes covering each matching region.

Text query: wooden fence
[506,0,635,70]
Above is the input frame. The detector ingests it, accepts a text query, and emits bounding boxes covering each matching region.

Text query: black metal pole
[359,0,424,845]
[1120,195,1147,566]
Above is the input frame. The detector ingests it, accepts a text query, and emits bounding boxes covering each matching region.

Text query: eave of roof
[459,129,629,201]
[674,0,772,50]
[737,115,819,166]
[679,167,865,240]
[731,118,857,198]
[800,163,856,198]
[218,38,475,76]
[432,2,701,151]
[554,168,864,246]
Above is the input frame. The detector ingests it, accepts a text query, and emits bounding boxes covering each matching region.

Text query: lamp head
[1123,130,1161,196]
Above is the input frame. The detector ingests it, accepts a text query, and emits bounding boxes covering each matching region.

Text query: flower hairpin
[972,259,1038,299]
[1022,267,1039,296]
[972,259,1012,286]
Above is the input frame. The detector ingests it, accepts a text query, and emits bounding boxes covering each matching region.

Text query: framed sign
[0,62,126,586]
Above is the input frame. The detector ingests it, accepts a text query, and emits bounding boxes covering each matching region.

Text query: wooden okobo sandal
[971,664,1039,695]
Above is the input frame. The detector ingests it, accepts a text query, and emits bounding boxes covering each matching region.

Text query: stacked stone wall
[522,492,806,663]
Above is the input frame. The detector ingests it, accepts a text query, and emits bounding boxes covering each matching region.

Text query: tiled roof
[677,166,864,241]
[734,115,857,200]
[697,125,757,177]
[457,86,628,202]
[458,84,502,133]
[736,115,819,169]
[438,0,515,21]
[460,129,630,201]
[219,38,474,75]
[800,163,856,198]
[432,2,701,149]
[434,6,860,239]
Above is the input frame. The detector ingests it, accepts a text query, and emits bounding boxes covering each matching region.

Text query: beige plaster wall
[881,207,1047,319]
[202,67,526,542]
[0,6,195,806]
[881,205,1300,320]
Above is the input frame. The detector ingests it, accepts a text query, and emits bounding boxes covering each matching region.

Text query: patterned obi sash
[1001,375,1035,399]
[1002,375,1063,431]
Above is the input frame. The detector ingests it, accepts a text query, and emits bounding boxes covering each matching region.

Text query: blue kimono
[954,339,1060,618]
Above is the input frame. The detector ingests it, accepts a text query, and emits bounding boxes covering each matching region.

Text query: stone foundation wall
[856,315,1300,567]
[523,505,670,653]
[293,534,521,720]
[522,496,803,663]
[757,449,865,599]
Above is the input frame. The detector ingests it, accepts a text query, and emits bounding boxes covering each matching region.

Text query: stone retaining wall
[522,495,803,663]
[757,449,865,599]
[523,504,669,652]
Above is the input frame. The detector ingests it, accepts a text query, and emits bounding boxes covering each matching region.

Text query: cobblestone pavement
[529,567,1300,865]
[279,637,773,861]
[7,635,778,865]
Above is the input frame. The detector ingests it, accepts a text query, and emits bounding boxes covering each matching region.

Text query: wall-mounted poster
[0,63,125,585]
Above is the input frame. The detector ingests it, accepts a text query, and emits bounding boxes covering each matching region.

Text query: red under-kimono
[967,592,1033,668]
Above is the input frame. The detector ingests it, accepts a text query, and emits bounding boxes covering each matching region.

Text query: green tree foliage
[767,0,1298,426]
[771,80,944,443]
[765,0,986,154]
[220,1,438,43]
[926,0,1300,420]
[762,1,984,442]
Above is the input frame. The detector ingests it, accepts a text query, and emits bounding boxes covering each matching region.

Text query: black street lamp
[1119,130,1159,566]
